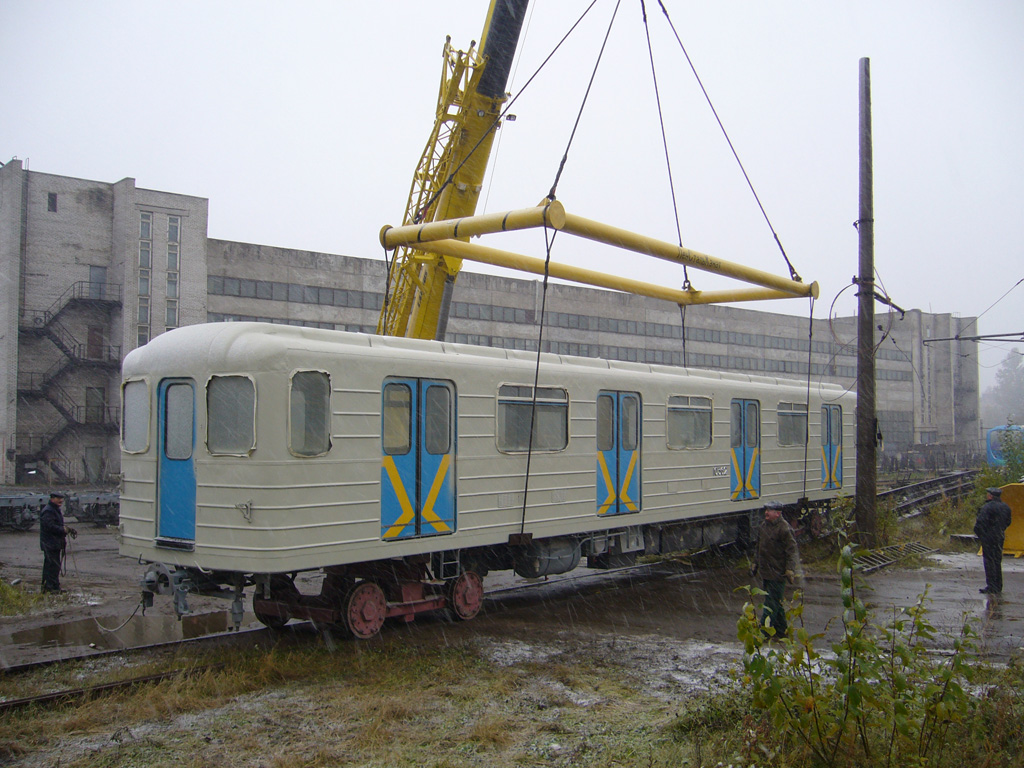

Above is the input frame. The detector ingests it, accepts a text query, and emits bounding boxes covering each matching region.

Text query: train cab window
[290,371,332,457]
[667,395,712,449]
[207,375,256,455]
[383,383,412,455]
[497,385,568,452]
[122,380,149,453]
[777,402,808,446]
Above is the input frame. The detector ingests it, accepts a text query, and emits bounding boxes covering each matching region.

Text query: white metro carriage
[119,322,854,638]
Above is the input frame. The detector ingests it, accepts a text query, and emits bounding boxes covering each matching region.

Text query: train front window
[122,380,149,453]
[667,395,712,449]
[383,383,412,455]
[497,385,568,452]
[290,371,331,457]
[207,375,256,455]
[777,402,808,446]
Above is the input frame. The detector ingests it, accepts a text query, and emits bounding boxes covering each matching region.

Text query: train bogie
[120,323,855,637]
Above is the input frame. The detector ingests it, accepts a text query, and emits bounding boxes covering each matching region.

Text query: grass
[0,579,45,616]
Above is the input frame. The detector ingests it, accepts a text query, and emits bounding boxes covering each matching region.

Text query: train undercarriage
[138,502,827,640]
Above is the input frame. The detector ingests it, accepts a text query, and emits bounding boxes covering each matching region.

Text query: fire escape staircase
[15,281,123,481]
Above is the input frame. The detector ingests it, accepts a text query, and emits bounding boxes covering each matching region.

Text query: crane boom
[378,0,530,340]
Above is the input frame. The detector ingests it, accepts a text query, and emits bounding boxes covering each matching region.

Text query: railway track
[879,470,979,517]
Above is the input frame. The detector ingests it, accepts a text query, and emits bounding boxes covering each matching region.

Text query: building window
[137,326,150,346]
[166,300,178,328]
[140,211,152,239]
[139,241,151,269]
[138,272,150,297]
[168,215,180,243]
[47,192,58,212]
[137,297,150,324]
[167,242,179,271]
[167,273,178,299]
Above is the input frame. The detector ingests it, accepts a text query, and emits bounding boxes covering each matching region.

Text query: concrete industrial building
[0,161,981,485]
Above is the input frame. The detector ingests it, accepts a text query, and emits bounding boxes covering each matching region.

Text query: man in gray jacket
[751,500,799,637]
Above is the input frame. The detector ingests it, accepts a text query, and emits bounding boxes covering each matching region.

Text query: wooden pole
[856,57,878,548]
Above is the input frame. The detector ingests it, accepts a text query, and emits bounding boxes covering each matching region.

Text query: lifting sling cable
[654,0,802,284]
[641,0,691,366]
[548,0,622,201]
[640,0,690,291]
[518,2,620,535]
[518,224,558,536]
[801,296,816,500]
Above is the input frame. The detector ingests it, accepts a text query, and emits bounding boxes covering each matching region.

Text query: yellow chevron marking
[730,448,743,500]
[383,455,416,539]
[620,450,639,512]
[597,452,616,515]
[746,447,760,498]
[421,453,452,532]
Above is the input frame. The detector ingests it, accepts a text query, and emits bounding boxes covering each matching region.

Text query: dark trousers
[41,547,61,592]
[981,540,1004,593]
[762,578,787,636]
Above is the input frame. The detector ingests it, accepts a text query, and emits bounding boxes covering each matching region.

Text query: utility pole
[856,57,878,547]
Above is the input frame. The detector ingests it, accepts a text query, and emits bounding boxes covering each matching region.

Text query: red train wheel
[345,582,387,639]
[448,571,484,621]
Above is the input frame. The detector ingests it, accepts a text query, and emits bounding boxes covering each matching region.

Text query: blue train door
[596,391,642,516]
[821,404,843,489]
[381,378,456,540]
[157,379,197,544]
[730,399,760,501]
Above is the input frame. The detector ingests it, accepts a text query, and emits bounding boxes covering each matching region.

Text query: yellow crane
[377,0,530,341]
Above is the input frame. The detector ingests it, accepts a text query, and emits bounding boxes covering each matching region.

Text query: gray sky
[2,1,1022,389]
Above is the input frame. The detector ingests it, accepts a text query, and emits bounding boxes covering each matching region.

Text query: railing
[43,280,123,321]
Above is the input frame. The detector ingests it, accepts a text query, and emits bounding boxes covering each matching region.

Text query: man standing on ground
[39,491,75,593]
[975,487,1012,595]
[751,500,799,637]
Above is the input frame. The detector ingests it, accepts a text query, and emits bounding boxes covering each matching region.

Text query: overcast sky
[2,1,1021,389]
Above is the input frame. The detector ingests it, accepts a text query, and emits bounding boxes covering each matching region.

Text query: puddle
[1,610,257,668]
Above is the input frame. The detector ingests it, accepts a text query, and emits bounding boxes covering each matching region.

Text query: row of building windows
[208,275,384,311]
[206,312,370,333]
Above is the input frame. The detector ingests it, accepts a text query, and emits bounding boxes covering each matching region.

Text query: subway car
[119,322,854,638]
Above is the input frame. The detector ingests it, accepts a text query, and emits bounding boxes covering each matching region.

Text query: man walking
[39,491,75,593]
[975,487,1012,595]
[751,500,799,638]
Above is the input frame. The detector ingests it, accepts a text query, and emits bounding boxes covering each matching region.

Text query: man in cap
[39,491,76,593]
[974,487,1012,595]
[751,500,799,637]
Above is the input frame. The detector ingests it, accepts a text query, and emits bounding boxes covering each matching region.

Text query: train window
[383,383,412,455]
[622,396,639,451]
[667,395,712,449]
[207,375,256,455]
[290,371,331,457]
[777,402,808,446]
[424,385,451,455]
[497,384,568,452]
[165,383,194,460]
[596,395,614,451]
[122,380,149,453]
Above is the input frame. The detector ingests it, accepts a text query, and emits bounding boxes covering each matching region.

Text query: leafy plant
[737,545,977,767]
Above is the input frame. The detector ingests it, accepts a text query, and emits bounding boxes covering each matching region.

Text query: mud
[2,521,1023,670]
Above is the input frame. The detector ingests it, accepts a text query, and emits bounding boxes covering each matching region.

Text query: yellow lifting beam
[380,200,818,304]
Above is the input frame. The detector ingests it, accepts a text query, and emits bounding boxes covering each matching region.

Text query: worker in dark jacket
[39,491,76,593]
[751,500,799,637]
[975,487,1012,595]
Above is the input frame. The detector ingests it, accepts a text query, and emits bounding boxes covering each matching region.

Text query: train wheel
[253,576,299,630]
[345,581,387,639]
[447,571,484,621]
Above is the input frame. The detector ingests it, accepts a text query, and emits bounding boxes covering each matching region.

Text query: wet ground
[2,522,1023,670]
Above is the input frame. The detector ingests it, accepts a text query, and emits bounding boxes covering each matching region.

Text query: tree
[981,347,1024,427]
